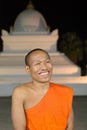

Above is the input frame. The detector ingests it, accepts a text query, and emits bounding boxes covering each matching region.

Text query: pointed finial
[26,0,34,9]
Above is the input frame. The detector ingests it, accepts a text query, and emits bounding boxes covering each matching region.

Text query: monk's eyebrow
[32,57,50,63]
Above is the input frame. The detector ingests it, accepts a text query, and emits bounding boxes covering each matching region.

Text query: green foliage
[58,32,83,63]
[84,40,87,55]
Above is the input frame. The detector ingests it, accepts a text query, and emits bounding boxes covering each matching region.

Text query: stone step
[0,75,87,84]
[0,65,80,76]
[0,52,78,65]
[0,75,87,96]
[0,52,81,76]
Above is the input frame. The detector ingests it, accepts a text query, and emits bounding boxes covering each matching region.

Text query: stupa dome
[10,2,50,35]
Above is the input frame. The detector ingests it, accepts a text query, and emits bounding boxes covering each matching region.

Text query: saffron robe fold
[25,82,73,130]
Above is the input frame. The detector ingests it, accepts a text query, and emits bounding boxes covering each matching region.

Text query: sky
[0,0,87,40]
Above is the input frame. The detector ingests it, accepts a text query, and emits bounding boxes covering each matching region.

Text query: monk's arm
[11,87,26,130]
[66,108,74,130]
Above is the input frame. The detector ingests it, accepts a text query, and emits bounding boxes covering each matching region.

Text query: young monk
[11,48,74,130]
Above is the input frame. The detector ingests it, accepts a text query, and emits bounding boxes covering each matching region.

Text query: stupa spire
[26,0,34,9]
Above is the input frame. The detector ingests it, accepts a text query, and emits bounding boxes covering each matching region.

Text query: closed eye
[34,62,40,65]
[46,59,51,63]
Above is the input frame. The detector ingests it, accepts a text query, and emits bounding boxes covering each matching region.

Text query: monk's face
[26,50,53,83]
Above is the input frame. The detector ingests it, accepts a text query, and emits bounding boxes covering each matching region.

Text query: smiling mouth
[39,72,49,76]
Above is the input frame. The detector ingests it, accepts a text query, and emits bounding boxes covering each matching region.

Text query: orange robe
[25,82,74,130]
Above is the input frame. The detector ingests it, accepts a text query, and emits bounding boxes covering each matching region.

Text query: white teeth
[40,72,48,75]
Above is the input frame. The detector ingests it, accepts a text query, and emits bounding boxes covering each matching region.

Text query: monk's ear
[25,65,30,73]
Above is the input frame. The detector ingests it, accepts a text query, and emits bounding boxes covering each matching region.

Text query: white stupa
[0,1,87,96]
[2,1,58,53]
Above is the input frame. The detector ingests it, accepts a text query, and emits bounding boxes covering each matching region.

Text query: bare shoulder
[12,82,31,99]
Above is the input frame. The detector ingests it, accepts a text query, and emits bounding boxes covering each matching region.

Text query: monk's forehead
[29,50,50,59]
